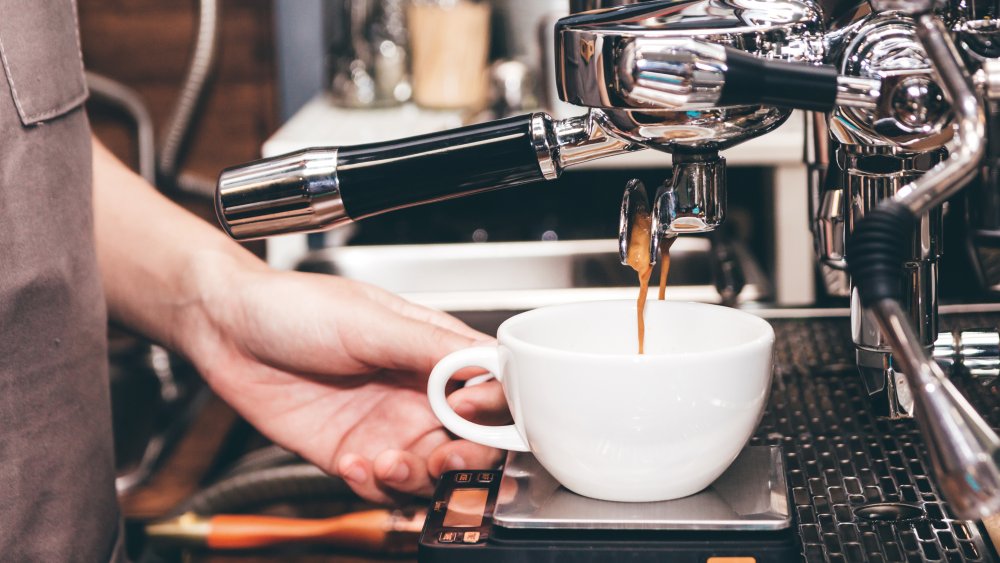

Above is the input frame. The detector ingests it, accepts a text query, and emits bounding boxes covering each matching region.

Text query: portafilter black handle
[216,113,559,241]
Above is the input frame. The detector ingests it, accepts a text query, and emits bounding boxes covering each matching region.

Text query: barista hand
[182,258,507,502]
[92,139,508,503]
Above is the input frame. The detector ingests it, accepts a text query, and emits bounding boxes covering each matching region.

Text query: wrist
[174,243,268,367]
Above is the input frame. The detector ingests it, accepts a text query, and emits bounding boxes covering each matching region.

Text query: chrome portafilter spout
[847,12,1000,519]
[618,151,725,267]
[651,152,726,239]
[619,151,726,266]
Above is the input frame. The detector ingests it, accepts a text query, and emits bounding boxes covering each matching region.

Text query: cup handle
[428,347,530,452]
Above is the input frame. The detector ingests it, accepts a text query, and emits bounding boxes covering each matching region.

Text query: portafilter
[215,0,879,255]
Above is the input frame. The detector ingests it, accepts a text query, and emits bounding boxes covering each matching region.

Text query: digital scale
[418,446,796,562]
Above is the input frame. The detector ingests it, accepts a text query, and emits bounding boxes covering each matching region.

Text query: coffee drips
[625,210,676,354]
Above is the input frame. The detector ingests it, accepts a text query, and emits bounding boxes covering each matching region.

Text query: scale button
[477,472,494,483]
[463,531,481,543]
[455,472,472,483]
[438,531,459,543]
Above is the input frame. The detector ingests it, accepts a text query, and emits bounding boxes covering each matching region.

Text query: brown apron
[0,1,123,561]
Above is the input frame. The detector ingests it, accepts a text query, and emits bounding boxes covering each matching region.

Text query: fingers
[372,450,436,497]
[339,447,487,502]
[427,440,503,478]
[425,386,507,478]
[447,380,511,426]
[222,272,491,379]
[337,444,501,503]
[336,453,395,504]
[359,283,491,343]
[397,303,492,343]
[337,430,503,502]
[343,309,481,375]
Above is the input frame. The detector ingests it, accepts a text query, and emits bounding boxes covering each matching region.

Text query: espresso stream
[625,213,653,354]
[625,214,676,354]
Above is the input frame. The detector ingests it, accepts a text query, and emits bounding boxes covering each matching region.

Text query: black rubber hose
[173,464,352,516]
[845,201,918,307]
[216,445,303,481]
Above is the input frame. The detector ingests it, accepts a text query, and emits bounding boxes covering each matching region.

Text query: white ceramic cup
[427,300,775,502]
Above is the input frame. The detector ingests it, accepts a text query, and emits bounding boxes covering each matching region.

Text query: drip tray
[761,313,1000,562]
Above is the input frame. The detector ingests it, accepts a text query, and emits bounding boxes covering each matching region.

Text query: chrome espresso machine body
[216,0,1000,557]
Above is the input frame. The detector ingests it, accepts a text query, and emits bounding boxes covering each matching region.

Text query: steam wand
[847,14,1000,519]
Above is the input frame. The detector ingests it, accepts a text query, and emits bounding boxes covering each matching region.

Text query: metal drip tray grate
[761,313,1000,562]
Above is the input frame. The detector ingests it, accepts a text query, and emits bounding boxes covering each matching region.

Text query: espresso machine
[216,0,1000,559]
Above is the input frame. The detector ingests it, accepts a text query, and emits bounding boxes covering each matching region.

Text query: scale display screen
[442,488,488,528]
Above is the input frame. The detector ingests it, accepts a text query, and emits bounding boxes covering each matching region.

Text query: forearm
[92,137,264,355]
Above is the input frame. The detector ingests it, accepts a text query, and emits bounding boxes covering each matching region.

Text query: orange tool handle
[206,509,423,552]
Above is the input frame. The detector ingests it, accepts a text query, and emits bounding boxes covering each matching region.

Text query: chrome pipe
[551,113,642,170]
[844,11,975,421]
[934,329,1000,385]
[835,76,881,109]
[85,72,156,184]
[893,16,987,215]
[854,10,998,521]
[158,0,220,181]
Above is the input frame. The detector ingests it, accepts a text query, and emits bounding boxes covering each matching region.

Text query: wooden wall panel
[79,0,278,183]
